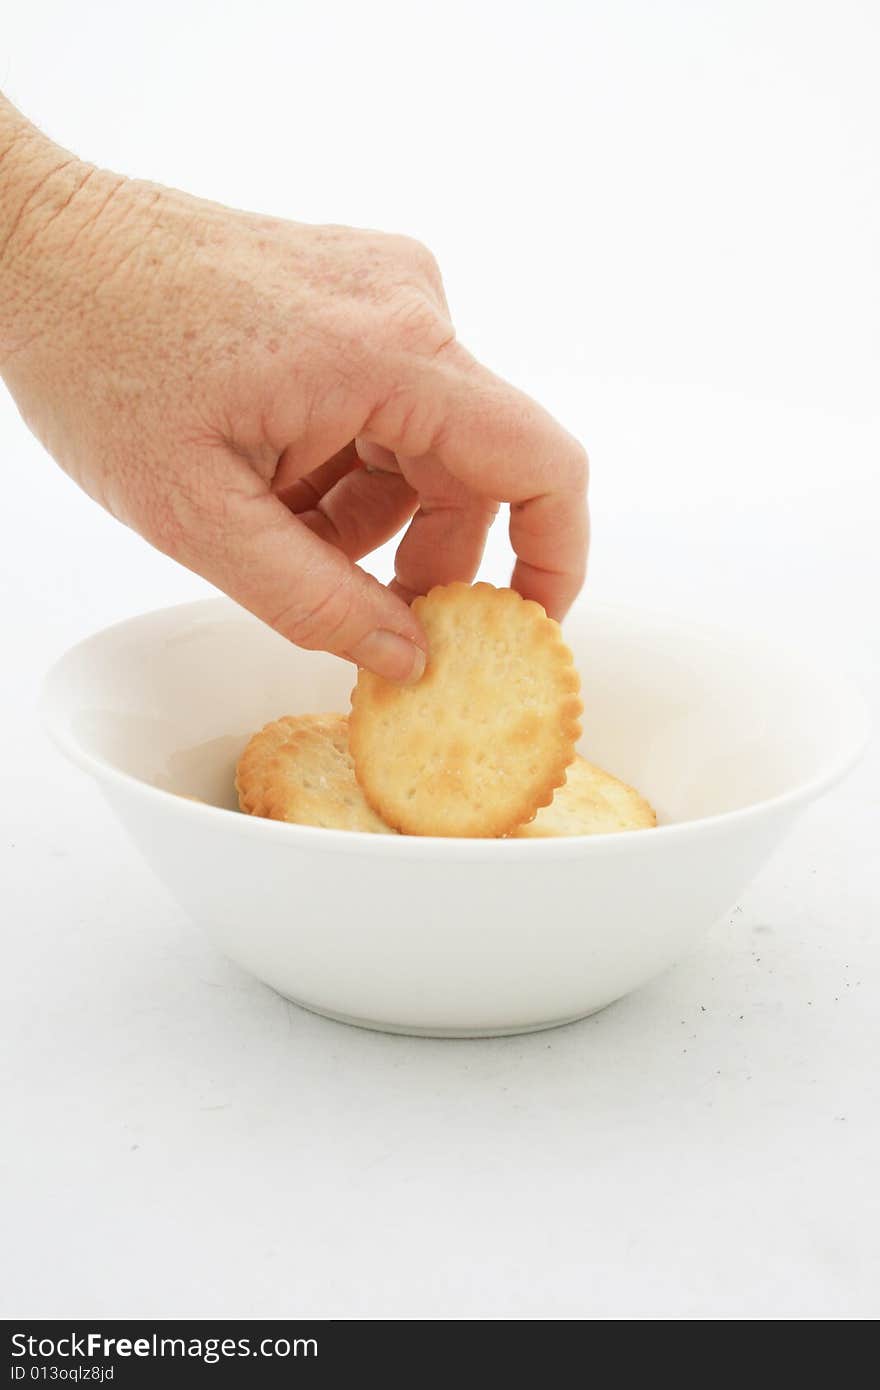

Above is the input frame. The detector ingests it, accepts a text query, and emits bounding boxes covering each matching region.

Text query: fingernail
[350,630,426,684]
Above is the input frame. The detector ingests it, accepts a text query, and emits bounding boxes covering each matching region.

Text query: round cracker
[513,755,657,837]
[349,582,582,838]
[236,714,395,834]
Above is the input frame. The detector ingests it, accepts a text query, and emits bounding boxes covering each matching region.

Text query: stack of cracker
[236,583,655,838]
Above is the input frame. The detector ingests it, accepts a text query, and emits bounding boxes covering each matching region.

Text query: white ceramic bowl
[41,598,868,1037]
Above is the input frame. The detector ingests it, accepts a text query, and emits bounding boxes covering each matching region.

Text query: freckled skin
[0,94,589,684]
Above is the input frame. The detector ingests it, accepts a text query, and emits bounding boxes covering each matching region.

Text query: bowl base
[284,994,607,1039]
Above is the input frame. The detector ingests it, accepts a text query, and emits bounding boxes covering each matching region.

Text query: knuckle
[390,233,441,281]
[383,290,452,357]
[539,424,589,495]
[379,232,447,311]
[365,381,445,457]
[571,441,590,490]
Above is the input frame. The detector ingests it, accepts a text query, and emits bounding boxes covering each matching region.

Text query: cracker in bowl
[236,714,396,834]
[349,582,582,838]
[513,755,656,837]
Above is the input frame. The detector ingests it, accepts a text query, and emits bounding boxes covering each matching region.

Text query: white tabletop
[2,0,878,1321]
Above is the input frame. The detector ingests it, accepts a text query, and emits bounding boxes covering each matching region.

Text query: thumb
[161,457,427,683]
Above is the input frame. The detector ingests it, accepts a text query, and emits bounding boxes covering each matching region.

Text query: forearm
[0,95,100,361]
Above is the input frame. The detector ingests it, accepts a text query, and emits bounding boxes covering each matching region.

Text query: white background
[1,0,878,1320]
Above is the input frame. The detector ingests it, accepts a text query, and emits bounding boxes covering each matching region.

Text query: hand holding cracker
[235,586,659,839]
[0,92,588,688]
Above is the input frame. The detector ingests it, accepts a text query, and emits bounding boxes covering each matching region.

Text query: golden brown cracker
[513,755,656,837]
[349,582,582,837]
[236,714,395,834]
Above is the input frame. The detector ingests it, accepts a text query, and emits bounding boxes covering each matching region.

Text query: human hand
[0,105,588,682]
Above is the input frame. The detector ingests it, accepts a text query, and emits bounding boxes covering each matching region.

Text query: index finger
[363,349,589,618]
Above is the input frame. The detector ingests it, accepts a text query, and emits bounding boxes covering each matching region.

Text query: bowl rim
[39,596,872,860]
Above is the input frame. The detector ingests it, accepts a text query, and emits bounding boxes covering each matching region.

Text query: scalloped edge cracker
[349,582,582,837]
[236,713,395,834]
[513,755,656,837]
